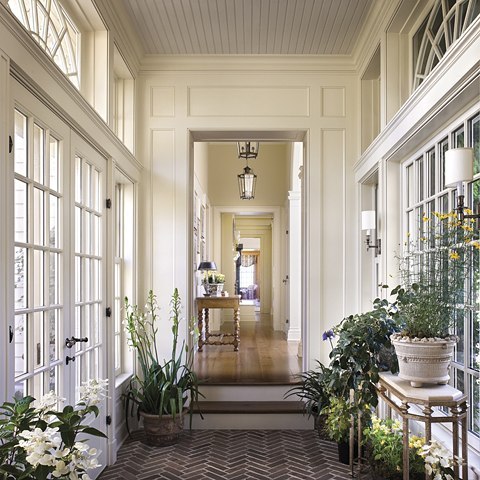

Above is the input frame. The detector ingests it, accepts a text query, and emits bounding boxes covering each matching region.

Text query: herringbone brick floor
[99,430,351,479]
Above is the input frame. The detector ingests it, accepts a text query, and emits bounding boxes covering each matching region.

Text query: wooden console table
[377,372,468,480]
[196,296,240,351]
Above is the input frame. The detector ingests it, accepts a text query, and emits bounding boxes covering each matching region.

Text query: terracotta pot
[391,334,457,387]
[140,410,186,446]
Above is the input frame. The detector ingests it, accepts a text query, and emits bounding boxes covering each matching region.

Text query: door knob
[65,336,88,348]
[66,355,76,365]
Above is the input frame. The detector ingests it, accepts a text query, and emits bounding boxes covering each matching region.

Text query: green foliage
[363,416,425,479]
[328,296,400,411]
[124,289,202,433]
[320,396,357,443]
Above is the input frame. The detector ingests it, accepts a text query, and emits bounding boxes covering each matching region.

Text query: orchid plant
[0,379,108,480]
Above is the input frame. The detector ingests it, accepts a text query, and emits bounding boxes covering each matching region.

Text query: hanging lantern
[238,165,257,200]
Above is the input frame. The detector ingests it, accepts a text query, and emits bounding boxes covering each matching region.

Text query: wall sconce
[361,210,381,254]
[238,164,257,200]
[445,147,479,223]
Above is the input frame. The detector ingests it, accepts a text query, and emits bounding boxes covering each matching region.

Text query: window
[402,109,480,438]
[113,175,135,378]
[8,0,80,88]
[13,108,63,400]
[413,0,480,89]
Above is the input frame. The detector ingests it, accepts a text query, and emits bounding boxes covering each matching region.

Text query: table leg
[423,406,433,480]
[401,402,409,480]
[197,306,204,351]
[204,307,210,341]
[460,402,468,480]
[233,306,240,351]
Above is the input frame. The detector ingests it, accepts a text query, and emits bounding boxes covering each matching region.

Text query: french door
[11,80,108,473]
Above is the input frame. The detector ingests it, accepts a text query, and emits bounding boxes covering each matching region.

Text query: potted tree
[391,210,477,387]
[123,289,202,446]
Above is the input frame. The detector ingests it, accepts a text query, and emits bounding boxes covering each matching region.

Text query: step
[191,401,312,430]
[198,383,300,402]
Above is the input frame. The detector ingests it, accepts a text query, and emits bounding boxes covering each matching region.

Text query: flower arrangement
[393,210,478,339]
[205,272,225,284]
[123,289,201,431]
[0,379,108,480]
[420,440,457,480]
[363,415,425,479]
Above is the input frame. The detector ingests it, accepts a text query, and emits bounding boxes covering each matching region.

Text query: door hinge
[8,325,13,343]
[106,307,112,317]
[106,415,112,426]
[286,230,289,235]
[8,136,13,154]
[106,198,112,209]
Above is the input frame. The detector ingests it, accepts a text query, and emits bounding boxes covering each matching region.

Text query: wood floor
[193,313,302,384]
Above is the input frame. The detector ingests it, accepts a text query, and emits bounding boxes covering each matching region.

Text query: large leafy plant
[124,289,201,430]
[0,380,107,480]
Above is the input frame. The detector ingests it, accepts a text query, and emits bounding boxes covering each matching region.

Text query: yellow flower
[472,241,480,250]
[449,251,460,260]
[422,216,429,222]
[461,225,474,232]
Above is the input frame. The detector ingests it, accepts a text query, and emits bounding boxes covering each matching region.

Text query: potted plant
[0,380,107,479]
[284,361,334,439]
[203,272,225,296]
[390,210,477,387]
[123,288,202,446]
[363,415,425,479]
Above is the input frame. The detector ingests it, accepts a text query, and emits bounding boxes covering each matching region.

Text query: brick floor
[99,430,352,479]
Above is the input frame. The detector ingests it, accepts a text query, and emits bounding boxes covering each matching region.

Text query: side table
[196,295,240,351]
[377,372,468,480]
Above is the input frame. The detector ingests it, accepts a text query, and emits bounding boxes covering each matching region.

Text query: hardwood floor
[193,313,302,384]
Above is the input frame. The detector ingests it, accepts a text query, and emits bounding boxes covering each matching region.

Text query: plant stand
[376,372,468,480]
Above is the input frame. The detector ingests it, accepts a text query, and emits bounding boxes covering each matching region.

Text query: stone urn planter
[391,334,457,387]
[140,409,186,446]
[203,283,224,296]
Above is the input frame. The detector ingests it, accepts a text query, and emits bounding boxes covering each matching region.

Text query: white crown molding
[139,54,357,74]
[354,16,480,182]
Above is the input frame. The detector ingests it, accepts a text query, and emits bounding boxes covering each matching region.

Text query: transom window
[413,0,480,89]
[8,0,80,88]
[403,109,480,437]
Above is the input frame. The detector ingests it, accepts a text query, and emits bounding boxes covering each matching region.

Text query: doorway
[190,133,305,384]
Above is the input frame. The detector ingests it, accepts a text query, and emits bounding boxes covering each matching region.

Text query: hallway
[193,314,302,384]
[99,430,351,479]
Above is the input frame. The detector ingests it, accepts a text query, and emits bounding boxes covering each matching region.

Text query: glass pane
[93,168,100,212]
[33,249,44,307]
[93,214,100,256]
[33,188,45,245]
[49,252,59,305]
[49,136,59,191]
[470,113,480,175]
[14,110,28,177]
[453,127,465,148]
[427,148,435,197]
[417,157,424,202]
[49,310,58,362]
[92,303,99,345]
[75,206,81,253]
[407,164,414,208]
[85,257,91,301]
[33,124,44,184]
[92,258,99,300]
[75,256,81,303]
[471,375,480,435]
[84,162,91,208]
[115,335,121,370]
[49,194,58,247]
[75,305,81,338]
[33,311,44,369]
[14,380,26,400]
[75,156,82,203]
[48,367,57,393]
[32,370,43,399]
[439,138,448,191]
[14,180,27,243]
[14,314,26,376]
[14,248,27,309]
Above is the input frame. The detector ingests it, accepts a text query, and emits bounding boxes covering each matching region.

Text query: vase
[203,283,224,296]
[139,410,185,446]
[391,334,457,387]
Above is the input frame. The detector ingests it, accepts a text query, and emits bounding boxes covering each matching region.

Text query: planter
[391,334,457,387]
[203,283,224,296]
[337,441,350,465]
[140,410,185,446]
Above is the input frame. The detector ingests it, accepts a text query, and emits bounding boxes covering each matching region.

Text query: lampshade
[361,210,376,231]
[445,148,474,187]
[238,165,257,200]
[198,261,217,271]
[237,141,259,159]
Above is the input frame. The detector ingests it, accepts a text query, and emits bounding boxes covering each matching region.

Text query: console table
[196,296,240,351]
[377,372,468,480]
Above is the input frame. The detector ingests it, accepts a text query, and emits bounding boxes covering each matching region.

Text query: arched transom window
[413,0,479,89]
[8,0,80,88]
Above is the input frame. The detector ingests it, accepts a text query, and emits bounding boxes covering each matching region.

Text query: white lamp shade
[361,210,376,231]
[444,148,474,187]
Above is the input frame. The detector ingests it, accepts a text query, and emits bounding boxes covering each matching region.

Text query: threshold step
[196,400,304,414]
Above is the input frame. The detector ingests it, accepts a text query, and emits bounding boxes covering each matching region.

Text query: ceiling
[120,0,374,55]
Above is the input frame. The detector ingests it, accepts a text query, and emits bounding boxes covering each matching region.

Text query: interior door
[11,80,108,475]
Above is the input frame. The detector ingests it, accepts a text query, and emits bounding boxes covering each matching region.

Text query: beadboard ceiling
[119,0,373,55]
